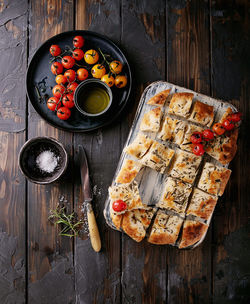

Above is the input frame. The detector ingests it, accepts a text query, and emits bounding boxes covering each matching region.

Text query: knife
[79,146,101,252]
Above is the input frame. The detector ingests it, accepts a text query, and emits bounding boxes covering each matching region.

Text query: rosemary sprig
[48,205,83,238]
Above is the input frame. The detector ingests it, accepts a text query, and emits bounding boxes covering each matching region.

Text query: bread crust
[168,92,193,117]
[147,89,170,106]
[125,133,153,159]
[140,107,162,132]
[157,116,186,145]
[188,101,214,127]
[179,220,208,249]
[116,159,142,184]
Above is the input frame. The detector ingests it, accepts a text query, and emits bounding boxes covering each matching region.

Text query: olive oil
[79,87,110,114]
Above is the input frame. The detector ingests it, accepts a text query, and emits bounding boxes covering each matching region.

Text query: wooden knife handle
[87,203,101,252]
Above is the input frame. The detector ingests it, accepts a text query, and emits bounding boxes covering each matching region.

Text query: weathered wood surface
[0,0,249,303]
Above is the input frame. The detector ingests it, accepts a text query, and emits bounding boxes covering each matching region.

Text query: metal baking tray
[103,81,238,248]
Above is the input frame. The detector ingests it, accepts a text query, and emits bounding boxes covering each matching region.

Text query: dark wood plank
[210,1,250,302]
[27,1,75,303]
[120,1,167,303]
[167,1,212,303]
[74,1,123,303]
[0,0,27,302]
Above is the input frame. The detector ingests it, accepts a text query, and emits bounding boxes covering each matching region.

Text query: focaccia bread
[116,159,143,184]
[180,124,204,152]
[108,181,144,214]
[179,220,208,249]
[168,92,193,117]
[139,141,175,173]
[157,116,186,145]
[188,101,214,127]
[169,150,202,184]
[125,133,153,159]
[205,128,238,165]
[148,210,183,245]
[219,107,233,124]
[122,207,156,242]
[186,188,218,221]
[198,162,231,196]
[110,206,123,230]
[156,177,192,215]
[140,107,163,132]
[147,89,170,107]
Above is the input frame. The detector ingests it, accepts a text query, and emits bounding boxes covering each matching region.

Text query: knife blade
[79,146,101,252]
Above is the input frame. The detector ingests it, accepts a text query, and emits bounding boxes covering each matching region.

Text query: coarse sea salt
[36,150,59,173]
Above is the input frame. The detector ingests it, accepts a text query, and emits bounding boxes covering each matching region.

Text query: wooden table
[0,1,249,303]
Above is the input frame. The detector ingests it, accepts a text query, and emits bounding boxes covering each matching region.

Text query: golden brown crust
[140,107,162,132]
[125,133,153,159]
[205,129,238,164]
[179,220,208,249]
[219,107,233,124]
[157,116,186,145]
[147,89,170,106]
[111,211,123,230]
[116,159,142,184]
[186,188,218,221]
[168,92,194,117]
[189,101,214,127]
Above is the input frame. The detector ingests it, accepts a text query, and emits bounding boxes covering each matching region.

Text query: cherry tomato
[64,69,76,83]
[55,74,67,85]
[62,56,75,69]
[212,123,225,136]
[114,75,127,88]
[67,82,78,94]
[84,49,99,65]
[223,119,235,131]
[72,48,84,61]
[101,74,115,87]
[190,132,203,144]
[110,60,123,74]
[112,200,127,212]
[202,129,214,141]
[73,36,85,48]
[57,107,71,120]
[62,94,74,108]
[51,62,63,75]
[47,97,61,111]
[52,84,65,98]
[49,44,61,57]
[192,143,205,156]
[91,64,106,79]
[228,112,242,123]
[77,68,89,81]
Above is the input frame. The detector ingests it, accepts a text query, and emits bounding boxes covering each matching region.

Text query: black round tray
[26,30,132,132]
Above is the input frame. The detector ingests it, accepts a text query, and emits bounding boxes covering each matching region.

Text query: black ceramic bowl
[18,137,68,184]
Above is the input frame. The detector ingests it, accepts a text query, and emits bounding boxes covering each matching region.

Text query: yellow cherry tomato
[91,64,106,79]
[110,60,123,74]
[101,74,115,87]
[55,74,67,85]
[115,75,127,88]
[84,49,99,65]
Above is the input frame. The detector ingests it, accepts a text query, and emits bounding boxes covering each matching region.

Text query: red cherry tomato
[55,74,67,85]
[49,45,61,57]
[51,62,63,75]
[47,97,61,111]
[62,56,75,69]
[228,112,242,123]
[72,48,84,61]
[190,132,203,144]
[192,143,205,156]
[223,119,235,131]
[64,69,76,83]
[202,129,214,141]
[112,200,127,212]
[73,36,85,48]
[52,84,65,98]
[77,68,89,81]
[67,82,78,94]
[62,94,74,108]
[57,107,71,120]
[212,123,225,136]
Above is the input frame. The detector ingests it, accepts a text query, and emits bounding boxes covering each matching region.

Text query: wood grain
[27,1,75,303]
[167,1,212,303]
[0,0,27,302]
[210,1,250,303]
[74,1,123,303]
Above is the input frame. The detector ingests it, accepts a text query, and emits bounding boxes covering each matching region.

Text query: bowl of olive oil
[74,79,113,117]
